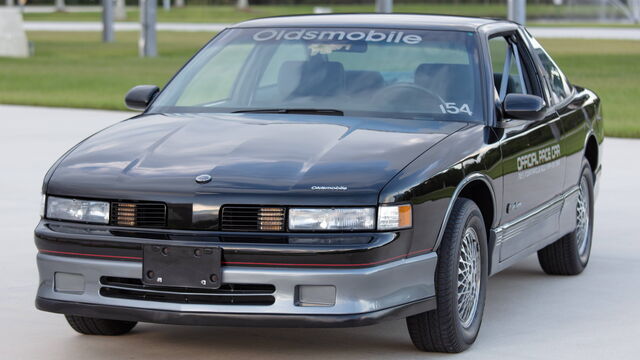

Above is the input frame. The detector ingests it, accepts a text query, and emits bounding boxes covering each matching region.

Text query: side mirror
[502,93,546,121]
[125,85,159,111]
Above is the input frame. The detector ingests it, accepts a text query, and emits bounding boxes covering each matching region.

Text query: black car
[35,14,603,353]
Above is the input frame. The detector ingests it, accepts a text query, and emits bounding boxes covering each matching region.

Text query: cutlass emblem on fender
[311,186,348,191]
[195,174,212,184]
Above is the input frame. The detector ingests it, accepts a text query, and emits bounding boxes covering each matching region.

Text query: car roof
[231,13,507,32]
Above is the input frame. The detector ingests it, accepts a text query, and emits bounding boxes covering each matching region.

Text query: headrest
[345,71,384,95]
[414,63,474,103]
[493,73,521,95]
[278,60,345,98]
[415,63,471,88]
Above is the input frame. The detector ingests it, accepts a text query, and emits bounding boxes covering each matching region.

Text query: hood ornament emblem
[195,174,212,184]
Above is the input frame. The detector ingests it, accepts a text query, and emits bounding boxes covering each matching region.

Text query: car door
[489,32,567,261]
[521,29,588,196]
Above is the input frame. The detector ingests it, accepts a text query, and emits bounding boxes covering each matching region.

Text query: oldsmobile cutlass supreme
[35,14,603,352]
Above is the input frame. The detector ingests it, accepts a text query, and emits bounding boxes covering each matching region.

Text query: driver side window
[489,36,529,101]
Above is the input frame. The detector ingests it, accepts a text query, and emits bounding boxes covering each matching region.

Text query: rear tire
[65,315,137,335]
[406,198,488,353]
[538,159,594,275]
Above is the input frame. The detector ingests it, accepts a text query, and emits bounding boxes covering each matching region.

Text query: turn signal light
[377,204,412,230]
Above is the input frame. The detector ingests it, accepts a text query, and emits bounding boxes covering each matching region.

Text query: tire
[406,198,488,353]
[65,315,137,336]
[537,159,594,275]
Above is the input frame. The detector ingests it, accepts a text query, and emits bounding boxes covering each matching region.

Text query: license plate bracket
[142,245,221,289]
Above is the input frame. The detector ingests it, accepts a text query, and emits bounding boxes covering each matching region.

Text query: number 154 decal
[440,102,472,116]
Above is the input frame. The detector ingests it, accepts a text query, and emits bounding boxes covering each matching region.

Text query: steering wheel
[371,83,445,113]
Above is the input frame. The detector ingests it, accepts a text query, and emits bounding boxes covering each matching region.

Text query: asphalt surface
[0,104,638,359]
[22,21,230,32]
[19,21,640,40]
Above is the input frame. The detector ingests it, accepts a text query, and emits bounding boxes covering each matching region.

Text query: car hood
[46,113,466,205]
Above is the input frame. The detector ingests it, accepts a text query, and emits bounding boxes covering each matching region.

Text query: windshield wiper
[233,108,344,116]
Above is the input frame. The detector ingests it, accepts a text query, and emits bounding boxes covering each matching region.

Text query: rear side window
[524,32,573,103]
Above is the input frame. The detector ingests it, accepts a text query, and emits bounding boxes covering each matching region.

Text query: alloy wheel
[576,176,591,261]
[457,226,481,328]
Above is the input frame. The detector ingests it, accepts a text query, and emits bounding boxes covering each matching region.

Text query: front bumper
[36,251,437,327]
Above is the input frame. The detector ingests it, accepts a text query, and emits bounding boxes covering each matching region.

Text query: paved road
[16,5,104,13]
[0,104,638,359]
[23,21,231,33]
[20,21,640,40]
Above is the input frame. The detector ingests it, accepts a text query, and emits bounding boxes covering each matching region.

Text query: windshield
[150,27,483,122]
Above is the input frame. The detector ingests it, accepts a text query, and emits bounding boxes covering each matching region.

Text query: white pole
[102,0,115,43]
[163,0,171,11]
[115,0,126,21]
[236,0,249,10]
[375,0,393,13]
[508,0,526,24]
[631,0,640,23]
[55,0,66,12]
[140,0,157,58]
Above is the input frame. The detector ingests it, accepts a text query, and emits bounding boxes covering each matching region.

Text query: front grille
[110,202,167,228]
[100,277,275,306]
[221,206,286,232]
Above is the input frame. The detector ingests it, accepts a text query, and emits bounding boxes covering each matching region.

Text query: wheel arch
[433,173,497,254]
[584,134,599,180]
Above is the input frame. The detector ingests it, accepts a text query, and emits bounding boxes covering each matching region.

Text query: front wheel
[406,198,488,353]
[65,315,137,335]
[537,159,594,275]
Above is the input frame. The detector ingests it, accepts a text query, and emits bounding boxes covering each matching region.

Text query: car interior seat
[278,60,345,100]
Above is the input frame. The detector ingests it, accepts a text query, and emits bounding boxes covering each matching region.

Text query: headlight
[288,205,413,232]
[377,204,412,230]
[46,196,110,224]
[289,208,375,231]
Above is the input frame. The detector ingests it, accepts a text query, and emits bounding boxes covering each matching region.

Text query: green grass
[541,39,640,138]
[0,32,638,137]
[22,4,640,25]
[0,32,212,109]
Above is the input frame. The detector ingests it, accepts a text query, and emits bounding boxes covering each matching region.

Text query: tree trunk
[175,0,185,8]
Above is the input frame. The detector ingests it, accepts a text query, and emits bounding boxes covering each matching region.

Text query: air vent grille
[110,202,167,228]
[100,277,275,306]
[221,206,286,232]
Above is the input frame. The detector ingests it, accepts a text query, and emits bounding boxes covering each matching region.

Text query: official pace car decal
[253,29,423,45]
[516,144,561,180]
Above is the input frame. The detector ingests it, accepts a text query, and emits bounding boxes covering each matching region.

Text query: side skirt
[489,185,580,276]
